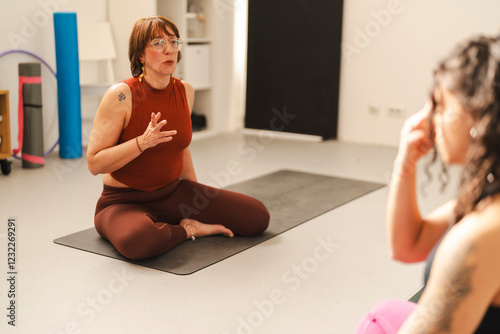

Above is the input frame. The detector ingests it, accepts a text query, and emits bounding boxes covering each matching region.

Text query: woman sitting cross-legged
[86,16,269,260]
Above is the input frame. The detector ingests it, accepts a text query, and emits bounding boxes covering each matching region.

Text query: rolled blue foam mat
[54,12,82,159]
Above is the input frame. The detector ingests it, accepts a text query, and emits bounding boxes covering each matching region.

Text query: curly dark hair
[128,16,182,78]
[429,35,500,224]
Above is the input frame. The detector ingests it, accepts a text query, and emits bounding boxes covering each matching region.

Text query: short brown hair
[128,16,182,77]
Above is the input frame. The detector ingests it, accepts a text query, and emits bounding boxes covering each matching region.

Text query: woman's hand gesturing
[137,112,177,151]
[395,102,434,176]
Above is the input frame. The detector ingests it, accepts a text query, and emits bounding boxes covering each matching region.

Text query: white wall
[2,0,500,154]
[229,0,248,132]
[230,0,500,146]
[0,0,236,154]
[0,0,107,156]
[338,0,500,147]
[209,0,238,132]
[108,0,158,82]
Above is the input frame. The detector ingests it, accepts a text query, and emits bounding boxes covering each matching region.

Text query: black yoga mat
[54,170,384,275]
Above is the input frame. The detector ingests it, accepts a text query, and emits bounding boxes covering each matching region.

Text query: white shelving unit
[108,0,217,138]
[158,0,214,138]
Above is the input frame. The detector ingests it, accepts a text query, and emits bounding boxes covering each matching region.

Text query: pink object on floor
[355,299,417,334]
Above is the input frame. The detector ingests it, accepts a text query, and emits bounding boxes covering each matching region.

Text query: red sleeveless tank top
[110,76,192,191]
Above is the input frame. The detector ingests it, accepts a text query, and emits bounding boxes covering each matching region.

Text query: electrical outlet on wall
[387,105,405,118]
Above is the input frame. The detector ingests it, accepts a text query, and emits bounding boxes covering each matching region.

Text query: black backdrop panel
[246,0,343,139]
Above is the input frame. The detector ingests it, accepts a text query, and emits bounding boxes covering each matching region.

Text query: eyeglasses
[150,38,183,52]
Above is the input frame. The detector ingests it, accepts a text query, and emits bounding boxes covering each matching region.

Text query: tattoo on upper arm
[403,242,478,333]
[118,92,126,101]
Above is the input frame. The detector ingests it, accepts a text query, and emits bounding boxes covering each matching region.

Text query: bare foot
[180,218,234,240]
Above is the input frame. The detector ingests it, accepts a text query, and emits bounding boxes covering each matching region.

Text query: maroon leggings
[94,178,270,260]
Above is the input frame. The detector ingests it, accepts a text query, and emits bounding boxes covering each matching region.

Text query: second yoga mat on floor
[54,170,385,275]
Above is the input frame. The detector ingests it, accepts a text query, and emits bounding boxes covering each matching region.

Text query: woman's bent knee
[114,232,154,260]
[241,201,270,236]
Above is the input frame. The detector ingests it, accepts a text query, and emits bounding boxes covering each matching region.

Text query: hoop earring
[138,62,145,82]
[470,127,477,139]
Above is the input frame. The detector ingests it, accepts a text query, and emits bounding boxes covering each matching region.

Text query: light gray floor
[0,132,459,333]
